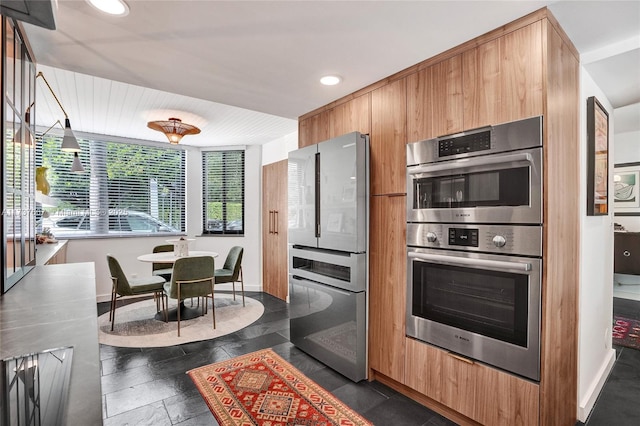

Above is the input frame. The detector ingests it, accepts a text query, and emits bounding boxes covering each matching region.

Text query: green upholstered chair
[163,256,215,336]
[152,244,174,281]
[107,254,166,331]
[215,246,245,306]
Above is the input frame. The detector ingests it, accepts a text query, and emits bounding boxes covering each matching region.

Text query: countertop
[0,262,103,425]
[35,239,69,265]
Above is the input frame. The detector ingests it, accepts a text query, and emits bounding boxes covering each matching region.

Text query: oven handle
[408,251,532,272]
[407,152,533,176]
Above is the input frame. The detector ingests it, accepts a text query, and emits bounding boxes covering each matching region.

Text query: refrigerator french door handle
[315,152,321,238]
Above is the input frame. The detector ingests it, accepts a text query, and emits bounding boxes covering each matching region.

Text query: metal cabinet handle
[274,210,278,235]
[447,352,475,365]
[624,250,631,257]
[268,210,274,234]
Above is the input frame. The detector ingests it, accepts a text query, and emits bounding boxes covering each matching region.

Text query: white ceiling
[20,0,640,147]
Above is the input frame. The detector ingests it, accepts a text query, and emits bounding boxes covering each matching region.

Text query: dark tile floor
[98,292,455,426]
[98,293,640,425]
[580,297,640,426]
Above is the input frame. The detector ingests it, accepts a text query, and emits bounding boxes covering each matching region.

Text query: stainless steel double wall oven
[405,116,543,381]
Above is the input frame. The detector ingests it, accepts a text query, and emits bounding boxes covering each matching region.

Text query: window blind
[37,134,185,238]
[202,150,245,235]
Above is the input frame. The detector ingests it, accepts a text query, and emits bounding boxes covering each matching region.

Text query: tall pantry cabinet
[368,78,407,383]
[262,160,288,301]
[297,8,580,426]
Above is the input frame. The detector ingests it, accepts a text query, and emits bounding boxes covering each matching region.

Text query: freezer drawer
[289,246,367,292]
[289,275,367,382]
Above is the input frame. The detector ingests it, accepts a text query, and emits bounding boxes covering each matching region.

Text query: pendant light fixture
[147,117,201,144]
[13,108,35,147]
[36,71,82,152]
[71,153,85,173]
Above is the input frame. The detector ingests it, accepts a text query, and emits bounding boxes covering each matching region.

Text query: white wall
[261,131,298,165]
[64,144,264,302]
[577,70,617,422]
[613,129,640,164]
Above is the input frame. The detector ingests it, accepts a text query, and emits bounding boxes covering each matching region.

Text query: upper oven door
[406,147,542,224]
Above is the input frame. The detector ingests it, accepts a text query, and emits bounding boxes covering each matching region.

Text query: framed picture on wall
[614,162,640,215]
[586,96,609,216]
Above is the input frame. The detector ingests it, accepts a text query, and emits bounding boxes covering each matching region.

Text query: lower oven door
[406,247,541,381]
[289,275,367,382]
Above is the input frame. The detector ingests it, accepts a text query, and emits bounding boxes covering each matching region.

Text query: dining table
[137,250,218,321]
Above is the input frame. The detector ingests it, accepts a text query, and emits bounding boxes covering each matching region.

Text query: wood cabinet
[299,9,579,426]
[330,94,371,138]
[298,94,370,148]
[368,195,406,382]
[262,160,288,301]
[298,110,330,148]
[405,338,539,425]
[407,55,463,142]
[370,78,407,195]
[463,21,544,129]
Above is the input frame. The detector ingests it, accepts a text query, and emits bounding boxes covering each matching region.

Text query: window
[37,134,185,238]
[202,150,244,235]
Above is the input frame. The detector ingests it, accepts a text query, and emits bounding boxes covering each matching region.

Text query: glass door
[2,17,36,293]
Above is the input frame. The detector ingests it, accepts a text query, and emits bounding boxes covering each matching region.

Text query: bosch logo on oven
[455,335,470,343]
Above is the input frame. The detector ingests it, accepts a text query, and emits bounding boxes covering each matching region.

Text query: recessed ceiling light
[87,0,129,16]
[320,75,342,86]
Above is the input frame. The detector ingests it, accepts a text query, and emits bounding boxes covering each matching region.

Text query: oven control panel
[448,227,479,247]
[407,223,542,257]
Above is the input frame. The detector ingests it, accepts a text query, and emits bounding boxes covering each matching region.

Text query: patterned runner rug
[612,316,640,350]
[187,348,372,426]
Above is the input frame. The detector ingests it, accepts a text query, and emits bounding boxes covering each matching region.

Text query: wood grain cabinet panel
[474,366,539,426]
[405,338,539,425]
[298,110,330,148]
[331,94,371,138]
[299,95,370,148]
[463,21,544,129]
[407,55,463,143]
[370,78,407,195]
[368,195,406,382]
[262,160,288,301]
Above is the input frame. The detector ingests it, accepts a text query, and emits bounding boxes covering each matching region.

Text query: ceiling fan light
[71,153,85,173]
[60,118,81,152]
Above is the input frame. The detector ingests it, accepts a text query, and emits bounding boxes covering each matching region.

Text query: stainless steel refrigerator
[287,131,369,382]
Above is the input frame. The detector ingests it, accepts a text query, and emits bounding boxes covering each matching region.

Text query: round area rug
[98,293,264,348]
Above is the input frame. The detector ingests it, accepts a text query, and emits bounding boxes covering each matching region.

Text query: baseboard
[578,348,616,422]
[96,283,263,303]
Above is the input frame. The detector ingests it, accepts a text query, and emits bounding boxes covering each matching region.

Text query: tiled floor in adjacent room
[580,297,640,426]
[98,293,640,425]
